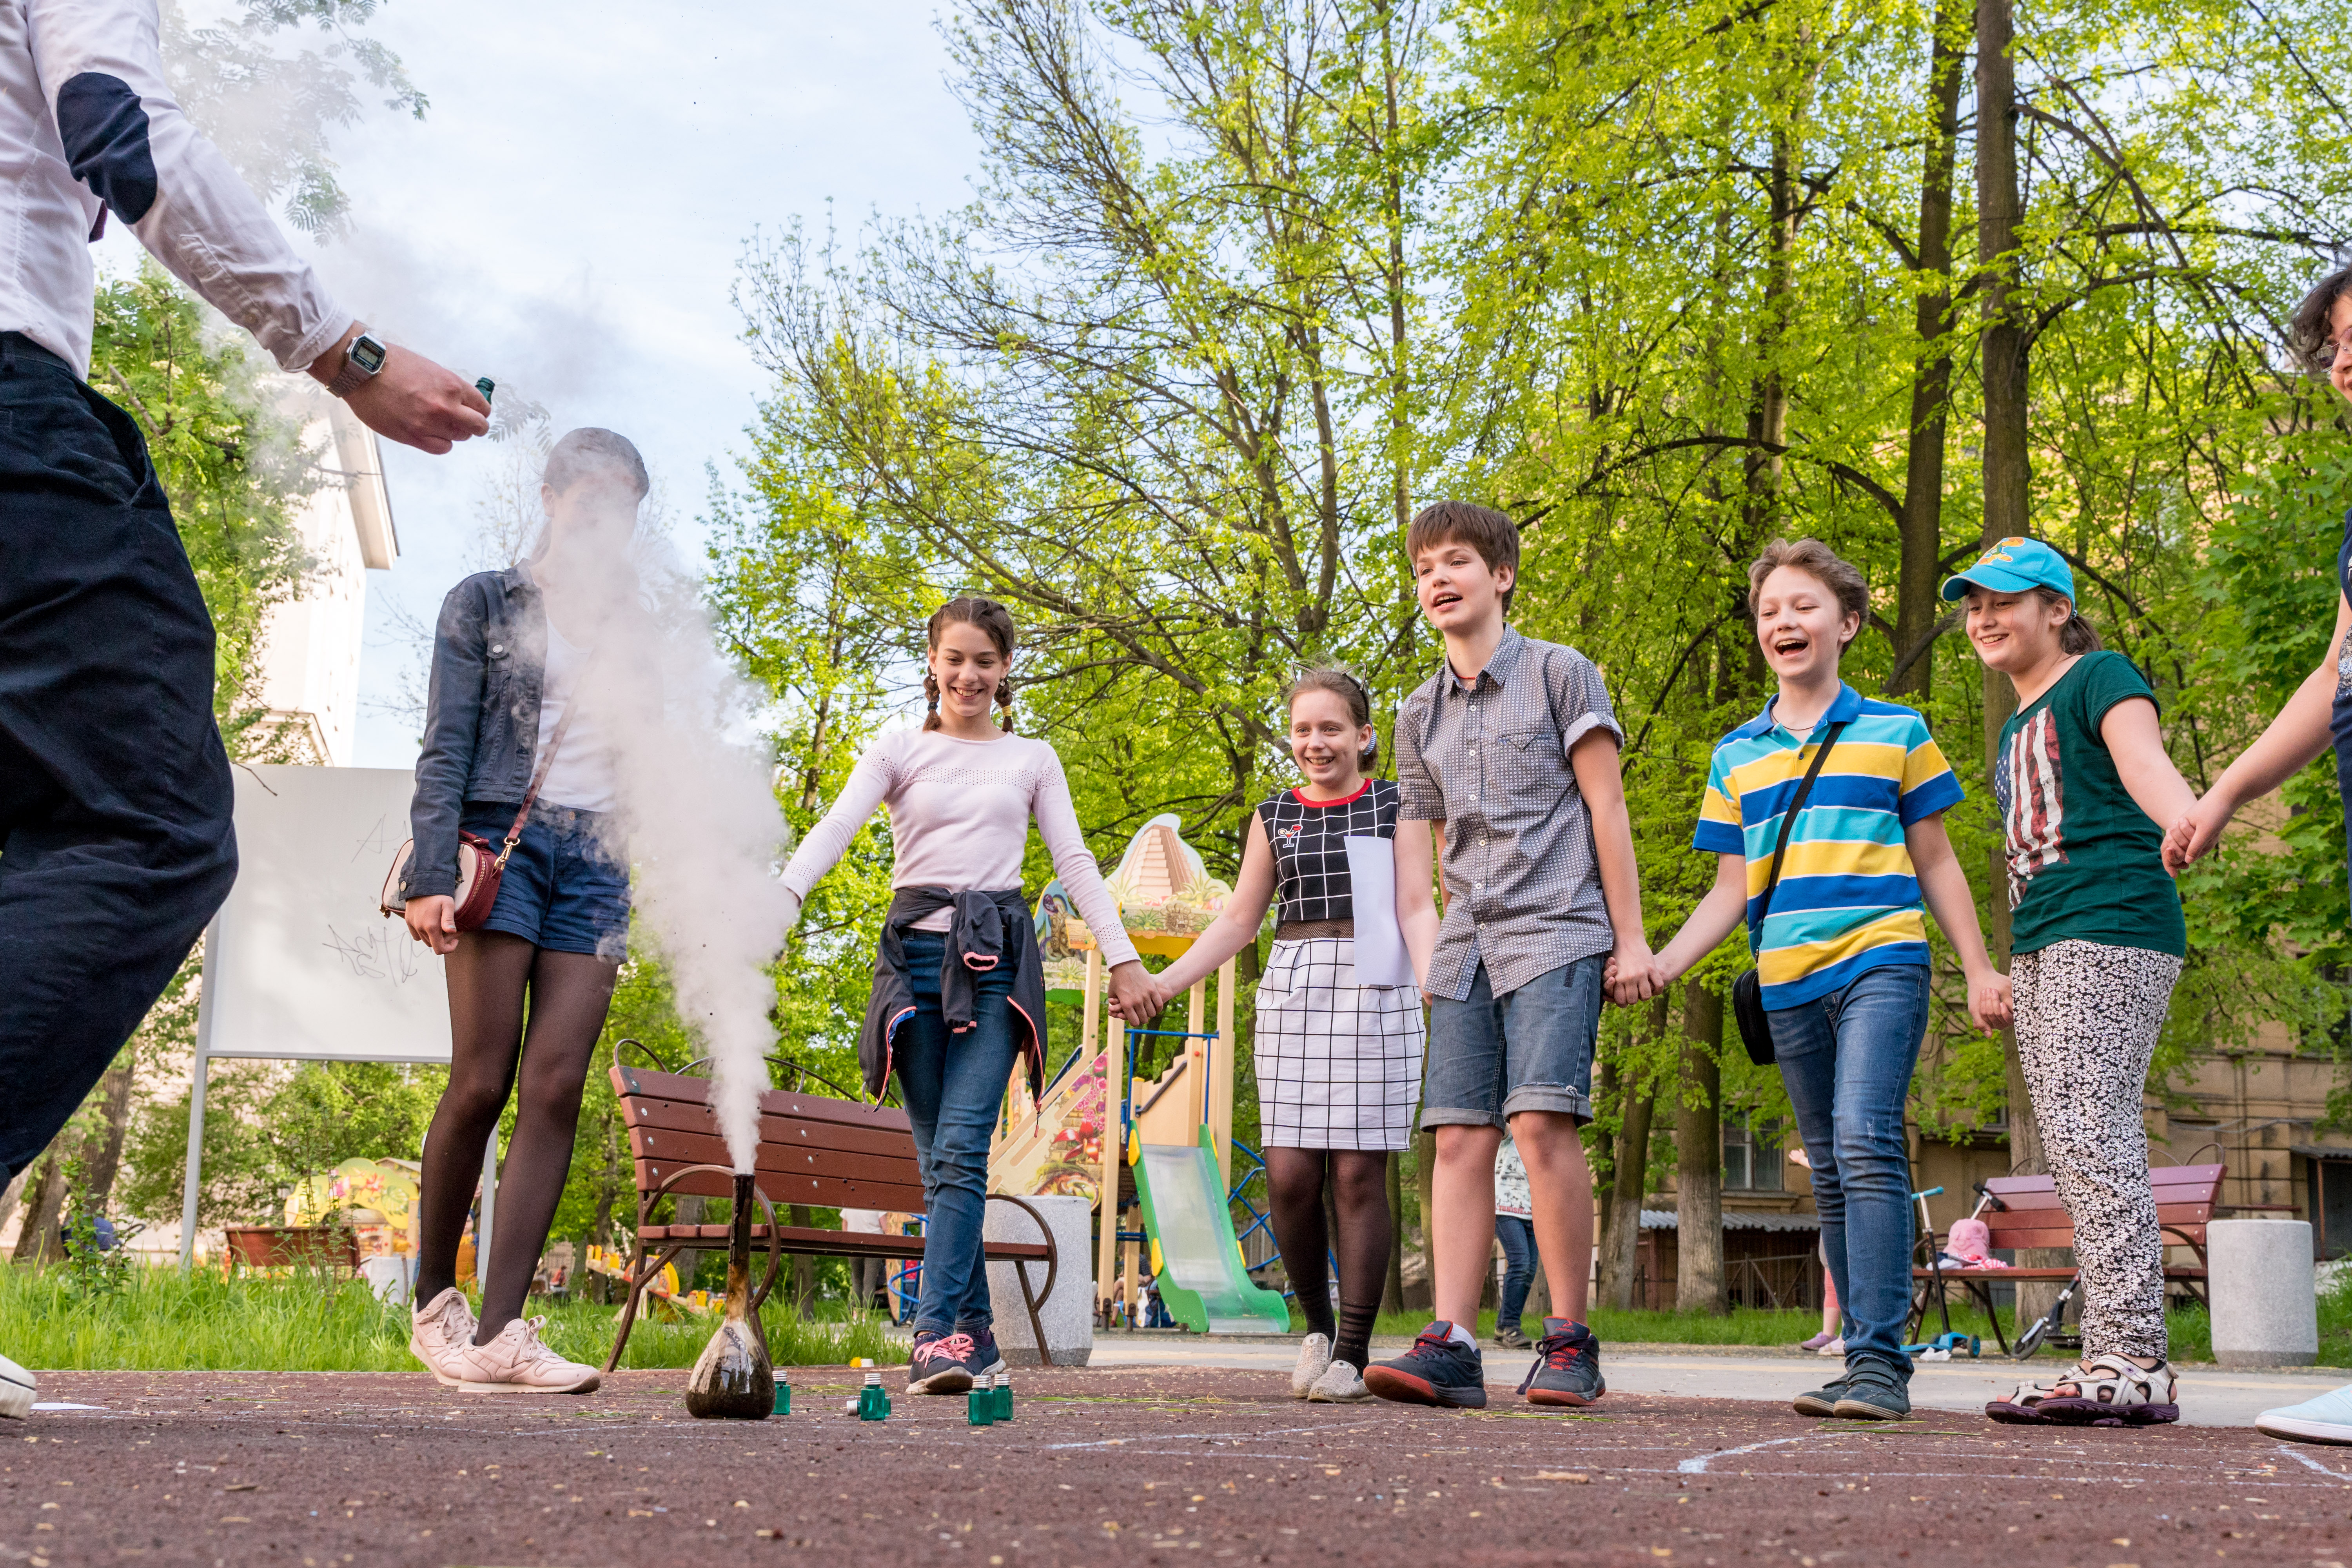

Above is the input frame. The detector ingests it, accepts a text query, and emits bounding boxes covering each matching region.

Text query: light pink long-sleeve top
[780,727,1140,967]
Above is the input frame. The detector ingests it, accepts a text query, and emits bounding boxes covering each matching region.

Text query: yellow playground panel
[991,816,1287,1332]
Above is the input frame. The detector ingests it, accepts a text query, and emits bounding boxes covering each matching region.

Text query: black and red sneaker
[1517,1317,1605,1406]
[1363,1321,1488,1409]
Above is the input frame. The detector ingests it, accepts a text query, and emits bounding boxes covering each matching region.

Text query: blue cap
[1940,536,2075,603]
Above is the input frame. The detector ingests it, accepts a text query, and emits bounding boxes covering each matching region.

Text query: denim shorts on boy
[460,800,630,959]
[1420,954,1606,1127]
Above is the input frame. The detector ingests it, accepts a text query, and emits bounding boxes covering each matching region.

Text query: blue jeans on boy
[1494,1214,1538,1332]
[895,927,1020,1336]
[1767,963,1929,1372]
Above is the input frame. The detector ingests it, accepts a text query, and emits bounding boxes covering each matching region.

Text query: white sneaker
[0,1352,33,1420]
[408,1287,477,1388]
[2257,1383,2352,1445]
[1307,1359,1370,1403]
[1291,1332,1332,1398]
[1817,1336,1845,1358]
[453,1316,600,1394]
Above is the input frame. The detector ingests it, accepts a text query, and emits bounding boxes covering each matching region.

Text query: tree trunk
[1411,1126,1436,1308]
[77,1063,137,1216]
[788,1204,816,1312]
[1600,1084,1658,1310]
[1382,1151,1405,1315]
[1676,982,1727,1314]
[0,1165,29,1245]
[11,1151,65,1265]
[671,1194,705,1290]
[1889,0,1967,697]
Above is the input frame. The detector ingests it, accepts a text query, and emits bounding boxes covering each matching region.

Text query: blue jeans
[1767,963,1929,1372]
[895,927,1020,1336]
[1495,1214,1538,1332]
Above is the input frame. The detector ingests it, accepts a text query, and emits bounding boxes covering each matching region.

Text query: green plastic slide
[1129,1126,1290,1334]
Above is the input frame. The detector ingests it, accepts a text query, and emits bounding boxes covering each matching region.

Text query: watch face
[350,334,388,375]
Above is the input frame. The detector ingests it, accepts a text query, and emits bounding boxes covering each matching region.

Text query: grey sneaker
[1517,1318,1606,1407]
[1831,1359,1910,1421]
[1791,1372,1851,1417]
[1290,1332,1333,1398]
[1494,1324,1532,1350]
[0,1352,33,1420]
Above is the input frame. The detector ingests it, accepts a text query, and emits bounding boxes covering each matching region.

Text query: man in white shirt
[0,0,490,1412]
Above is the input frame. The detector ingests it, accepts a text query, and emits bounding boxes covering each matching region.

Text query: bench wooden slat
[637,1223,1048,1261]
[623,1096,919,1160]
[608,1065,913,1133]
[626,1125,922,1188]
[1983,1163,2222,1196]
[1916,1265,2208,1282]
[1985,1200,2213,1231]
[1983,1187,2217,1216]
[636,1158,929,1212]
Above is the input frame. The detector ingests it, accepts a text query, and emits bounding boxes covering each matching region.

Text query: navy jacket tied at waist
[860,886,1046,1102]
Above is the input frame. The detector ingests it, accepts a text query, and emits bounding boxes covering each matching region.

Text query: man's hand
[403,894,459,955]
[1967,968,2013,1034]
[310,326,490,454]
[2165,793,2232,873]
[1106,960,1158,1024]
[1606,940,1662,1005]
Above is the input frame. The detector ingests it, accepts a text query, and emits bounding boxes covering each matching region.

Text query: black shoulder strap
[1751,720,1848,951]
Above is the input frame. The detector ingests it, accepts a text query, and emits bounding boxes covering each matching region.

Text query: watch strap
[325,328,378,399]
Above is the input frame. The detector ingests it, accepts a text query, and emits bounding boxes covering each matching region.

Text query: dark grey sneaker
[1517,1318,1605,1407]
[1791,1372,1851,1417]
[1831,1358,1910,1421]
[1494,1323,1532,1350]
[958,1323,1007,1378]
[1364,1322,1490,1409]
[907,1330,978,1395]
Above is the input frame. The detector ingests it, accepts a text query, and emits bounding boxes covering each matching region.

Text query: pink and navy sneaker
[958,1323,1007,1379]
[1517,1317,1606,1406]
[908,1330,979,1395]
[1363,1321,1488,1409]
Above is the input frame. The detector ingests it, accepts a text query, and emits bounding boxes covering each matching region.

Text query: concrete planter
[985,1193,1095,1368]
[2209,1218,2318,1368]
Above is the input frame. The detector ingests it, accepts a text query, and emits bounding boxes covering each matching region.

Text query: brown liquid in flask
[685,1172,774,1419]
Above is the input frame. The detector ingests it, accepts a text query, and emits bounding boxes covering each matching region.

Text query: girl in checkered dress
[1147,671,1426,1403]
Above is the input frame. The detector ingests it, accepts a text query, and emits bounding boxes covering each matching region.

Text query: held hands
[403,894,459,956]
[1602,941,1667,1006]
[1967,968,2013,1035]
[2163,793,2232,875]
[1105,960,1161,1025]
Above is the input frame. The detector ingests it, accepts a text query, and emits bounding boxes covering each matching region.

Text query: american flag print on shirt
[1998,707,2068,908]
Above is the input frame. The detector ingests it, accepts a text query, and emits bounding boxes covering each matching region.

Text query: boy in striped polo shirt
[1637,539,2010,1422]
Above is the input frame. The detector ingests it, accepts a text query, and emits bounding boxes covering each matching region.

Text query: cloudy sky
[107,1,982,766]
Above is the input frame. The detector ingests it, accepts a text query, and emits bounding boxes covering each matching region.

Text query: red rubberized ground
[8,1366,2352,1567]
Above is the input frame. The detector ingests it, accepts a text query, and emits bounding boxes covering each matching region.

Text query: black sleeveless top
[1253,779,1401,926]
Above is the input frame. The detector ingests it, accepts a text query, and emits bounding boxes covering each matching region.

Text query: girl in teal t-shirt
[1948,537,2198,1429]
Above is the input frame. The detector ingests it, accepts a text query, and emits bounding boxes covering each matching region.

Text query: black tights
[413,930,618,1342]
[1267,1148,1391,1369]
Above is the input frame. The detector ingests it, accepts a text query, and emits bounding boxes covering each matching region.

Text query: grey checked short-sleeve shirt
[1394,628,1623,1001]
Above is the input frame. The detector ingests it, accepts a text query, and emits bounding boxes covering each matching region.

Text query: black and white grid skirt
[1254,937,1426,1151]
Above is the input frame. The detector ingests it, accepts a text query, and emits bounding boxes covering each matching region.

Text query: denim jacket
[401,563,548,899]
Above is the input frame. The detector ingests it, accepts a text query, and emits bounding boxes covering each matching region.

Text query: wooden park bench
[1909,1161,2224,1355]
[602,1040,1062,1371]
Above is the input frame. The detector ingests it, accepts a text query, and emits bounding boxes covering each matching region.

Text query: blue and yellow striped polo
[1691,682,1965,1008]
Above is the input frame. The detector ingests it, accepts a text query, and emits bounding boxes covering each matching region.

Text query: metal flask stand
[685,1172,776,1419]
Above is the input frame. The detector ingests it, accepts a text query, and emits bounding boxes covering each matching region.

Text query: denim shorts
[460,801,630,959]
[1419,954,1604,1128]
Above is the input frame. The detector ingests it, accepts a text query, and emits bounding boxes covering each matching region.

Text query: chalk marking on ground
[2280,1444,2352,1479]
[29,1403,102,1411]
[1676,1432,1826,1474]
[1049,1421,1383,1450]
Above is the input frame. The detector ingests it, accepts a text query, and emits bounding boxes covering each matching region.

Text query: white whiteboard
[200,764,452,1063]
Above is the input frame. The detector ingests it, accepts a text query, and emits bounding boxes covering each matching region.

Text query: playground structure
[989,816,1289,1333]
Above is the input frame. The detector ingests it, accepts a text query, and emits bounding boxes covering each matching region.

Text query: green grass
[0,1264,909,1372]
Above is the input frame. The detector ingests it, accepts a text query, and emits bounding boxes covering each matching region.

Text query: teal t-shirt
[1992,650,2185,957]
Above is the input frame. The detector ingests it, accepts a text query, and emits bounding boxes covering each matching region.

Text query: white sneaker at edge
[408,1287,478,1388]
[0,1352,33,1419]
[454,1315,600,1394]
[2256,1383,2352,1445]
[1307,1359,1370,1403]
[1290,1332,1333,1399]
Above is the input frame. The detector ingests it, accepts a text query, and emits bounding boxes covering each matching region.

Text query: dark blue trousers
[0,331,236,1182]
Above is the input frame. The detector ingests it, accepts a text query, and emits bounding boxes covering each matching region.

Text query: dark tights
[413,930,618,1343]
[1267,1148,1391,1370]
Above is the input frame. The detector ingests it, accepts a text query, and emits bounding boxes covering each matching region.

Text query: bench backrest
[1979,1163,2225,1252]
[610,1063,928,1214]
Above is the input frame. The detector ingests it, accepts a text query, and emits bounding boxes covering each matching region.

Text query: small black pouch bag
[1731,720,1848,1067]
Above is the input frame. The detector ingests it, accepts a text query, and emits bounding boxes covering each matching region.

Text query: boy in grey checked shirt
[1364,501,1657,1411]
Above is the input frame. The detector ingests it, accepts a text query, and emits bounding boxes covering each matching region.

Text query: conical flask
[685,1172,774,1419]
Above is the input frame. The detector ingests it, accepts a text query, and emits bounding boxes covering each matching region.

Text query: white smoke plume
[533,454,790,1176]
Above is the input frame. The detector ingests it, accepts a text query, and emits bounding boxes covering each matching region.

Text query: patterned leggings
[2013,939,2185,1362]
